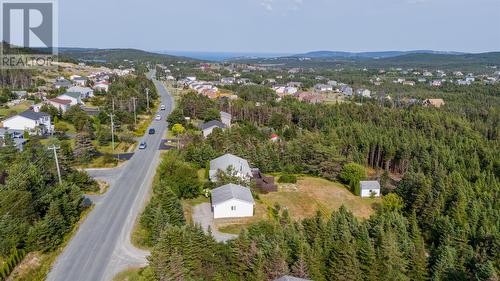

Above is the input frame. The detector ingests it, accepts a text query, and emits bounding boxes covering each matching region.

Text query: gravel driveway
[192,203,237,242]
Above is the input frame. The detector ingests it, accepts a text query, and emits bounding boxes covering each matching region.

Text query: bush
[278,174,297,184]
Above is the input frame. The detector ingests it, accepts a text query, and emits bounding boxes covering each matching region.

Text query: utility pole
[145,88,150,112]
[132,97,137,125]
[48,145,62,185]
[110,112,115,155]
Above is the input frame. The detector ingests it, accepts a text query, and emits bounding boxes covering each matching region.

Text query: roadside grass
[214,176,380,235]
[113,267,151,281]
[197,168,208,183]
[9,206,94,281]
[130,217,152,251]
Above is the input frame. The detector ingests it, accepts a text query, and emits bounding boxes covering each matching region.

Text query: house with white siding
[209,153,252,182]
[360,181,381,198]
[2,110,53,135]
[211,184,255,219]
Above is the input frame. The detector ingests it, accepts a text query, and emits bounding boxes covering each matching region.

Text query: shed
[360,181,381,197]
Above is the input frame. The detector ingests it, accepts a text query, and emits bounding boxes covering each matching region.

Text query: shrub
[278,174,297,184]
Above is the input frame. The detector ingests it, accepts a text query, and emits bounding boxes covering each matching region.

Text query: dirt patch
[6,252,42,281]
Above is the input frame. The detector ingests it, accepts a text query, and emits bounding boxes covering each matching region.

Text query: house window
[231,206,236,211]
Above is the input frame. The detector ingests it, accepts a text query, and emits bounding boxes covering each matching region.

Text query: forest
[0,137,97,278]
[146,82,499,280]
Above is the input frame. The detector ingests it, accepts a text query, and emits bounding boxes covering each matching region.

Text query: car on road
[155,114,161,121]
[149,128,155,135]
[139,141,147,149]
[160,104,166,110]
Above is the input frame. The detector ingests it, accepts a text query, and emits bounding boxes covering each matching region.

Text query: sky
[59,0,500,54]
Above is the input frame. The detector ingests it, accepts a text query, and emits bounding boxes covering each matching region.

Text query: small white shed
[360,181,381,198]
[211,184,255,219]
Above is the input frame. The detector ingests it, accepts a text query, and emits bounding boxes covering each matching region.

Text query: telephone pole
[48,145,62,185]
[132,97,137,125]
[145,88,150,112]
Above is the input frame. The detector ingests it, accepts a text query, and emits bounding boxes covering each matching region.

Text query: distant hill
[231,51,500,71]
[58,48,198,64]
[291,50,465,59]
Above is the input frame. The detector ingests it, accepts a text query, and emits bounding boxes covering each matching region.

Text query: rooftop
[211,183,255,205]
[360,181,380,191]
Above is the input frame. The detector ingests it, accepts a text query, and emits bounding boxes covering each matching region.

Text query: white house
[211,184,255,219]
[199,120,226,138]
[72,76,87,86]
[360,181,381,198]
[2,110,52,135]
[58,92,83,105]
[67,86,94,98]
[209,153,252,182]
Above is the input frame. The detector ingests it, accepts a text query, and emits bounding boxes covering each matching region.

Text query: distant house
[340,85,353,96]
[423,98,445,108]
[2,110,52,135]
[54,79,72,89]
[220,77,236,85]
[211,183,255,219]
[295,92,325,104]
[430,80,442,87]
[314,84,333,92]
[0,128,26,151]
[94,81,110,92]
[274,276,311,281]
[403,80,416,86]
[199,120,226,138]
[67,86,94,98]
[220,111,232,127]
[355,88,371,98]
[270,133,279,142]
[209,153,252,182]
[72,76,87,86]
[360,181,381,198]
[47,98,72,112]
[58,92,84,105]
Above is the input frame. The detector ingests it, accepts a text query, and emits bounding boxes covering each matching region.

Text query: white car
[155,115,161,121]
[160,104,166,110]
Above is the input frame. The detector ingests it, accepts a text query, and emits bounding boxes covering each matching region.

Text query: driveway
[192,203,237,242]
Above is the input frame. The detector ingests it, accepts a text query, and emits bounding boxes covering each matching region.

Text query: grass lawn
[215,176,380,235]
[259,177,379,220]
[0,101,33,118]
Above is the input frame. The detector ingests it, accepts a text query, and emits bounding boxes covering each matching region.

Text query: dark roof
[199,120,226,130]
[18,110,49,120]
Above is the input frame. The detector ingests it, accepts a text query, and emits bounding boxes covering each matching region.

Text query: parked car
[139,141,147,149]
[155,114,161,121]
[149,128,155,135]
[160,104,166,110]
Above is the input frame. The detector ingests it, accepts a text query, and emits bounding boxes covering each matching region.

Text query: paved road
[47,71,174,281]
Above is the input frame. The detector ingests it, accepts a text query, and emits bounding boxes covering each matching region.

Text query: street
[46,71,174,281]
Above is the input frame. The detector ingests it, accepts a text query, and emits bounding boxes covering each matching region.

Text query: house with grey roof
[211,183,255,219]
[360,180,381,197]
[0,128,26,151]
[2,110,52,135]
[67,86,94,98]
[209,153,252,182]
[199,120,226,138]
[54,79,72,89]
